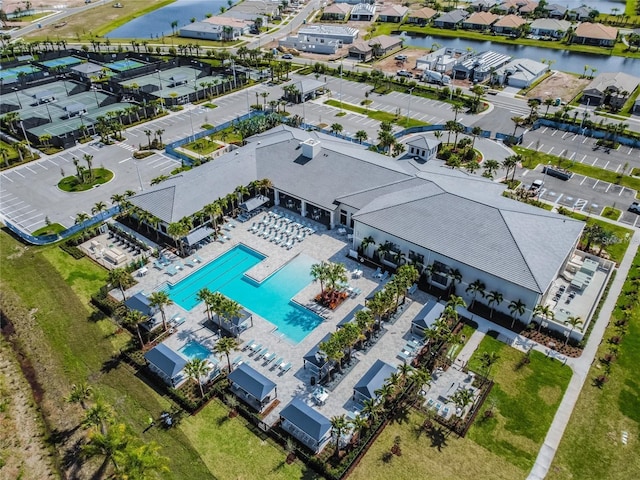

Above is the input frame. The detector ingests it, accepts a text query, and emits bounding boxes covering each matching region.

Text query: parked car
[395,54,407,61]
[282,54,293,59]
[529,179,544,191]
[629,202,640,214]
[396,70,412,77]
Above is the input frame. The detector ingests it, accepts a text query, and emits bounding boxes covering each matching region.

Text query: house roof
[544,3,567,14]
[493,14,526,28]
[71,62,103,74]
[304,333,332,368]
[349,40,372,54]
[406,135,441,151]
[435,10,468,23]
[411,299,445,330]
[353,359,396,400]
[409,7,437,19]
[227,363,276,401]
[353,172,584,293]
[323,3,351,15]
[369,34,402,50]
[144,344,187,379]
[584,72,640,96]
[496,58,549,82]
[575,22,618,40]
[530,18,571,32]
[351,3,376,15]
[464,11,499,26]
[125,292,154,316]
[378,5,408,17]
[299,24,359,37]
[280,398,332,441]
[294,78,327,95]
[203,16,252,28]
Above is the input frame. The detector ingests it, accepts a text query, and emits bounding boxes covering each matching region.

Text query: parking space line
[13,209,37,219]
[571,134,578,141]
[592,158,598,166]
[580,154,586,163]
[547,147,554,154]
[37,162,48,170]
[47,159,59,166]
[541,127,548,134]
[568,152,575,160]
[579,176,587,185]
[537,143,544,151]
[555,193,563,203]
[603,161,609,169]
[119,158,130,164]
[161,164,175,171]
[605,183,611,192]
[561,131,570,139]
[20,213,43,224]
[1,174,13,183]
[582,137,588,144]
[526,141,534,148]
[24,166,37,174]
[551,130,557,136]
[619,188,625,197]
[592,180,599,189]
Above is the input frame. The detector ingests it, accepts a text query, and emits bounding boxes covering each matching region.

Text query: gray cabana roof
[72,62,103,74]
[227,363,276,401]
[33,90,54,100]
[411,299,445,331]
[303,332,332,368]
[280,398,331,441]
[124,292,154,316]
[353,359,396,401]
[144,343,187,378]
[336,304,365,328]
[65,102,86,114]
[184,226,214,246]
[240,194,269,213]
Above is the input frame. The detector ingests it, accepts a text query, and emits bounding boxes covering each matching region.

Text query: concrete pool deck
[119,207,439,425]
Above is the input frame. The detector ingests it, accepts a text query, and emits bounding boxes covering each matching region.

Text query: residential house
[433,10,469,29]
[280,399,332,453]
[350,3,376,22]
[377,5,408,23]
[348,35,402,61]
[492,14,526,35]
[410,299,445,335]
[573,22,618,47]
[494,0,538,15]
[494,58,549,88]
[303,333,333,381]
[321,3,351,21]
[407,7,437,25]
[144,344,187,387]
[406,135,441,162]
[352,359,396,404]
[462,11,500,31]
[544,3,567,19]
[180,17,252,41]
[415,47,470,73]
[227,363,277,412]
[280,24,359,55]
[452,50,512,82]
[568,6,594,21]
[529,18,571,38]
[582,72,640,108]
[297,24,359,43]
[471,0,498,12]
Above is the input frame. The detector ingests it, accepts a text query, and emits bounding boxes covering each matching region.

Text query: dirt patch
[526,71,590,103]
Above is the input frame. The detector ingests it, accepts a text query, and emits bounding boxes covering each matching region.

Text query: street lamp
[406,87,414,127]
[13,88,22,109]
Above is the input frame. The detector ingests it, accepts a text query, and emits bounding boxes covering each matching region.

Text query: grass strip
[324,99,428,128]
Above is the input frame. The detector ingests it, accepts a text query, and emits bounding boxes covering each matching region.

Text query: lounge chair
[380,271,389,282]
[184,258,195,268]
[373,267,381,278]
[166,265,178,276]
[280,362,292,373]
[426,398,435,408]
[256,348,269,360]
[263,352,276,364]
[170,314,186,327]
[397,350,411,362]
[193,254,203,263]
[153,260,165,270]
[271,357,284,369]
[175,261,185,270]
[249,343,262,354]
[441,407,450,417]
[232,355,243,367]
[242,339,255,351]
[218,237,226,244]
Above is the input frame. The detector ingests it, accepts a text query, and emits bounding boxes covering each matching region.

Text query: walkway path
[454,329,485,365]
[527,230,640,480]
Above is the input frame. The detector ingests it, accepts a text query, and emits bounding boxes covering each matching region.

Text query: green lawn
[350,410,524,480]
[513,147,640,196]
[58,168,114,192]
[32,223,66,237]
[601,206,621,221]
[180,399,317,480]
[183,137,224,155]
[324,99,428,128]
[548,249,640,480]
[466,336,572,471]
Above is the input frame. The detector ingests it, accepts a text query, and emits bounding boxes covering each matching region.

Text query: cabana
[353,359,396,404]
[205,307,253,337]
[280,398,332,453]
[184,226,214,246]
[125,292,155,317]
[303,333,333,382]
[411,299,445,335]
[239,194,269,214]
[336,304,365,329]
[144,343,187,386]
[227,363,277,412]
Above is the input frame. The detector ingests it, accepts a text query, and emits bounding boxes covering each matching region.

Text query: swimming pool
[179,340,212,361]
[167,245,323,343]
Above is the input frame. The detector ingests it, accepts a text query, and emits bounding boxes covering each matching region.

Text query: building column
[329,210,335,230]
[301,200,307,217]
[274,188,280,206]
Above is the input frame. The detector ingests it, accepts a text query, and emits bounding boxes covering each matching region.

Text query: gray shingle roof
[353,177,584,293]
[412,299,445,330]
[280,398,331,441]
[406,135,441,151]
[353,359,396,401]
[227,363,276,401]
[125,292,154,316]
[144,344,187,378]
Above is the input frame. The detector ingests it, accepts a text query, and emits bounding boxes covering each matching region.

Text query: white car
[396,70,412,78]
[282,54,293,60]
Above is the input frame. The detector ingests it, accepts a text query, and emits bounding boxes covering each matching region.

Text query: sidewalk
[527,230,640,480]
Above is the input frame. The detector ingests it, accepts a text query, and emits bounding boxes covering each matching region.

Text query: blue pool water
[179,340,212,361]
[167,245,323,343]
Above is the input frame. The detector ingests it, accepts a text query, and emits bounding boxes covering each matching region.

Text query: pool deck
[119,207,440,425]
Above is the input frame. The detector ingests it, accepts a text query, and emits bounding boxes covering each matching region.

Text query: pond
[106,0,237,39]
[399,33,638,76]
[561,0,628,14]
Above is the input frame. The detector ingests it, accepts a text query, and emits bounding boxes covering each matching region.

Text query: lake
[559,0,627,13]
[399,33,638,76]
[106,0,236,39]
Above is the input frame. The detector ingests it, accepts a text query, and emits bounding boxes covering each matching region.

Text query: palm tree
[122,309,147,347]
[82,423,129,480]
[355,130,368,144]
[113,442,169,479]
[483,159,500,179]
[196,288,214,322]
[330,415,349,458]
[359,235,375,257]
[310,261,329,295]
[486,290,503,318]
[148,291,173,331]
[446,294,466,322]
[533,304,555,332]
[564,316,583,345]
[449,388,474,413]
[67,381,93,410]
[234,184,250,205]
[508,299,526,329]
[330,123,343,135]
[107,268,130,301]
[184,358,211,398]
[82,400,114,435]
[466,280,485,309]
[214,336,240,372]
[480,351,500,377]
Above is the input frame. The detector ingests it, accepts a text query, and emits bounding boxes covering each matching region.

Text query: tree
[108,268,130,301]
[486,290,503,318]
[533,304,554,332]
[144,129,153,149]
[330,123,343,135]
[196,288,214,322]
[214,336,240,372]
[330,415,349,458]
[449,388,474,412]
[511,116,524,137]
[483,159,500,179]
[113,442,169,480]
[360,235,375,257]
[122,309,147,347]
[92,201,107,216]
[67,381,93,410]
[82,423,129,480]
[564,316,583,345]
[310,261,330,295]
[184,358,211,398]
[480,351,500,377]
[355,130,368,144]
[508,299,526,329]
[148,291,173,331]
[83,153,94,179]
[501,155,518,182]
[82,400,114,435]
